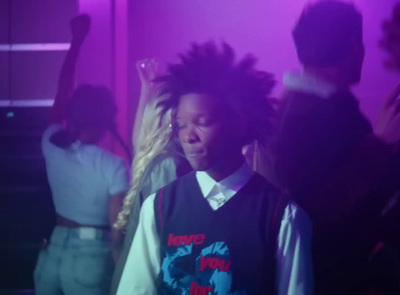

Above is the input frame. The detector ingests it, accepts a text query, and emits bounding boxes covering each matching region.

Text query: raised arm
[132,59,159,151]
[50,14,91,124]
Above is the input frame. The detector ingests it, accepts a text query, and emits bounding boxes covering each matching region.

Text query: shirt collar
[195,161,253,199]
[283,71,337,99]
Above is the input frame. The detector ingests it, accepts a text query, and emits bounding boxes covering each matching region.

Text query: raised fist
[136,59,159,85]
[376,84,400,144]
[70,14,91,44]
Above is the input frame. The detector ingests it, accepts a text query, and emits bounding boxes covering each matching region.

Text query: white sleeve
[276,202,314,295]
[116,193,160,295]
[41,124,63,156]
[109,158,130,195]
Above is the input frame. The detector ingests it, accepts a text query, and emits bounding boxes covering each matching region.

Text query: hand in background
[381,4,400,71]
[132,59,160,148]
[70,14,91,45]
[136,59,159,96]
[376,84,400,144]
[50,14,91,123]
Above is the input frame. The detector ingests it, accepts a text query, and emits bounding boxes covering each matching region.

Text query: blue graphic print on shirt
[161,240,246,295]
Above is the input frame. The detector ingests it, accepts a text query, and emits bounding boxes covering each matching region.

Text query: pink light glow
[0,43,70,51]
[126,0,400,125]
[0,99,54,107]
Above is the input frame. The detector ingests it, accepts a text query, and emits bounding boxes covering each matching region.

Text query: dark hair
[50,84,117,148]
[293,0,363,67]
[156,42,275,146]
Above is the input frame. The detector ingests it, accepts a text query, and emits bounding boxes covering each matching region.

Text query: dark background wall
[0,0,78,290]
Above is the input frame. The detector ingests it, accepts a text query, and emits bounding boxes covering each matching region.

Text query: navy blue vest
[154,172,287,295]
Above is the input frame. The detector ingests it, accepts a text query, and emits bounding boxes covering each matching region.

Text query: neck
[304,67,350,92]
[205,152,245,182]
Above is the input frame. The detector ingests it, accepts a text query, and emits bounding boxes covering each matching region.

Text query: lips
[184,148,205,157]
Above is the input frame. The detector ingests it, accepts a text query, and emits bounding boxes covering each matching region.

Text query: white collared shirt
[117,162,313,295]
[283,72,337,99]
[196,163,254,210]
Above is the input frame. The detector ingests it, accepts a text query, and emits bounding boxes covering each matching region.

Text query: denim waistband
[51,226,111,244]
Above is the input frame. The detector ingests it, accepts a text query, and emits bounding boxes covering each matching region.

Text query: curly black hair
[156,41,276,146]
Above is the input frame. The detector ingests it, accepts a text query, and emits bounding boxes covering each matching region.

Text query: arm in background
[50,14,91,124]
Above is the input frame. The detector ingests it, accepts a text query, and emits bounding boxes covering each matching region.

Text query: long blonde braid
[114,96,172,229]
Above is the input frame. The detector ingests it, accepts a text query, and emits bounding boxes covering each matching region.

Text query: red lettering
[182,235,194,245]
[190,282,213,295]
[194,234,205,245]
[199,256,207,271]
[168,234,206,246]
[175,236,183,245]
[220,260,232,272]
[189,282,196,295]
[198,257,232,272]
[168,234,174,246]
[210,258,218,269]
[216,258,224,270]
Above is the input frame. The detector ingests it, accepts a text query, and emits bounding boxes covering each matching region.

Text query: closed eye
[196,116,214,127]
[174,119,187,130]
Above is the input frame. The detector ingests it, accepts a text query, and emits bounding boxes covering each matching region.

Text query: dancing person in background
[34,14,129,295]
[274,1,400,294]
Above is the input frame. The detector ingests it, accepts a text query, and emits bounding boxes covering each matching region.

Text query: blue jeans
[34,226,114,295]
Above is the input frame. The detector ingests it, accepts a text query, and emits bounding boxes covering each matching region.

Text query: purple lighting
[0,43,70,52]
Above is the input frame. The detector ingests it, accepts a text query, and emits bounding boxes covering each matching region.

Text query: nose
[180,125,199,144]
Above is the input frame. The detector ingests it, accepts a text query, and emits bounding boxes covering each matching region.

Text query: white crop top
[42,124,129,226]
